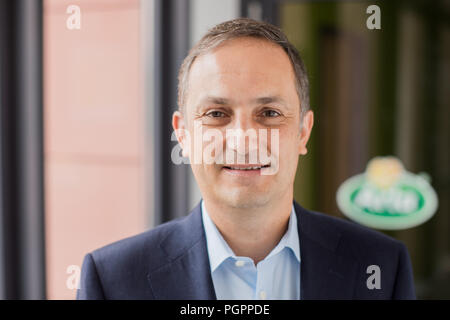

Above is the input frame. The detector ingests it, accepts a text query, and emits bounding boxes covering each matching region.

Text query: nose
[226,112,259,163]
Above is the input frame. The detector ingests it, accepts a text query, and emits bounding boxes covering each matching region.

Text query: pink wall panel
[44,0,145,299]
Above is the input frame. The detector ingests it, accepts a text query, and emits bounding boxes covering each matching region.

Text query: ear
[172,111,190,157]
[298,110,314,155]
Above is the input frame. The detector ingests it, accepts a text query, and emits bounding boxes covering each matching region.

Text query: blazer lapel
[147,203,217,299]
[148,200,358,300]
[295,202,359,299]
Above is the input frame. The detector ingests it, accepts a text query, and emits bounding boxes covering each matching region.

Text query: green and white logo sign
[336,156,438,230]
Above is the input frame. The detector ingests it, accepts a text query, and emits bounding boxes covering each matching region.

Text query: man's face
[174,37,313,209]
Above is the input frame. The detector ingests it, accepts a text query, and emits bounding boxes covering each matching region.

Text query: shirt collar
[201,200,301,272]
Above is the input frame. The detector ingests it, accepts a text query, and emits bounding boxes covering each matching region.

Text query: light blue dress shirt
[201,200,301,300]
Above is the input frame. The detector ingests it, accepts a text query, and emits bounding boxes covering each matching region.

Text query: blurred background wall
[279,0,450,298]
[0,0,449,299]
[43,0,146,300]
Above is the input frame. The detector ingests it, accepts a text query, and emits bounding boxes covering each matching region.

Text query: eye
[205,110,226,118]
[261,109,281,117]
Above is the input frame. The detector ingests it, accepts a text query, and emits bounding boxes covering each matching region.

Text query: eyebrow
[195,95,290,113]
[198,95,286,106]
[199,96,232,106]
[253,95,287,106]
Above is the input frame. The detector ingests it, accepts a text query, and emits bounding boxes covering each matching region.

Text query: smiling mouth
[222,164,271,170]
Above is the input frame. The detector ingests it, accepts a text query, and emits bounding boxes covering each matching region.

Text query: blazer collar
[147,200,358,300]
[294,202,358,299]
[147,202,216,299]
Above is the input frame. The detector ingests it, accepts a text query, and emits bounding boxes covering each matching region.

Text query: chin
[219,189,271,209]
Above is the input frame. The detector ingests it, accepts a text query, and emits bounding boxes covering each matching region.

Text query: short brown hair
[177,18,310,118]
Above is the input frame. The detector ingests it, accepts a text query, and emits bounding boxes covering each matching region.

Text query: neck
[203,192,293,265]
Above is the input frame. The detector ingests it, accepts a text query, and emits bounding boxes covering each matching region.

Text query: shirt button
[260,291,267,300]
[235,260,245,267]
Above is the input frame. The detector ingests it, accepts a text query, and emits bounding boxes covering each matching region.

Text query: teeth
[223,164,270,170]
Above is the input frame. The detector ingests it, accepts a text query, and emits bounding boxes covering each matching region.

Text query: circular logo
[336,157,438,230]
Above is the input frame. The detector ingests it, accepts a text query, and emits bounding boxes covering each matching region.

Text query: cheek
[190,164,216,188]
[278,130,300,165]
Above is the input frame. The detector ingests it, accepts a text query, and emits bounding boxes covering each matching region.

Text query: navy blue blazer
[77,201,416,299]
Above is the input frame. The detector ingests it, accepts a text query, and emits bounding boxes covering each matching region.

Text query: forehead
[186,37,298,107]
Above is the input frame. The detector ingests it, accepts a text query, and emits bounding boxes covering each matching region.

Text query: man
[77,18,415,300]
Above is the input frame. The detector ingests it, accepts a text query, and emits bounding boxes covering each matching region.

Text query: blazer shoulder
[78,210,202,299]
[300,207,406,255]
[89,215,189,273]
